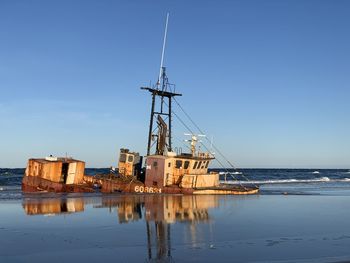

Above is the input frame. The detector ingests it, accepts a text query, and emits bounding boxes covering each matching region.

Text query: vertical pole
[157,13,169,87]
[168,96,172,152]
[160,67,166,113]
[146,221,152,260]
[167,223,171,257]
[147,93,156,156]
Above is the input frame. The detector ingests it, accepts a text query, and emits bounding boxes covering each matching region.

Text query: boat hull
[22,176,94,193]
[84,175,258,195]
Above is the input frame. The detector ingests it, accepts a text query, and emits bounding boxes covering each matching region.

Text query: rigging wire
[173,135,191,151]
[172,97,257,188]
[161,100,244,187]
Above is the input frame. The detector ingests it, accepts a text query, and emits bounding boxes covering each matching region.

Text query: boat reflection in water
[103,195,218,261]
[22,194,219,262]
[100,195,219,262]
[22,197,85,215]
[98,195,218,223]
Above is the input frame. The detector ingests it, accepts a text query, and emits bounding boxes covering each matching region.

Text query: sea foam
[220,176,348,185]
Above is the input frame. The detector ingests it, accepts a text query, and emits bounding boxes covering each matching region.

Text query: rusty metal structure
[22,14,258,195]
[118,149,142,178]
[22,157,93,192]
[84,65,258,194]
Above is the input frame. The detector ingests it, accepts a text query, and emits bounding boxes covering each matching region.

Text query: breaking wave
[221,177,350,185]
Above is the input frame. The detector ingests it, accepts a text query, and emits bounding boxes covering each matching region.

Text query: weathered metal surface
[22,175,94,193]
[23,155,258,195]
[24,158,85,185]
[180,173,219,188]
[84,174,257,195]
[22,157,93,193]
[144,156,166,188]
[118,149,142,177]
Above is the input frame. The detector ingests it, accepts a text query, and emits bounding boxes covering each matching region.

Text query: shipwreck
[22,157,93,192]
[22,15,258,195]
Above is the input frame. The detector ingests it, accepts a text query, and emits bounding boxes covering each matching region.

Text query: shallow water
[1,194,350,262]
[1,169,350,262]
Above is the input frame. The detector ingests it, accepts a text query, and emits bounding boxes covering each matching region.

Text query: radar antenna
[184,133,206,156]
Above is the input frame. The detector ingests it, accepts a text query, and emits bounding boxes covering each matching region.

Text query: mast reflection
[101,195,219,262]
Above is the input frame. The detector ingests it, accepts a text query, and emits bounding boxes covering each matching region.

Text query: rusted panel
[118,161,133,177]
[99,178,144,193]
[41,162,61,182]
[23,158,85,186]
[22,174,94,193]
[48,162,62,182]
[180,173,219,188]
[145,156,166,188]
[73,161,85,184]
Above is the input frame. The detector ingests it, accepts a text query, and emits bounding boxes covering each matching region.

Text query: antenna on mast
[157,12,169,88]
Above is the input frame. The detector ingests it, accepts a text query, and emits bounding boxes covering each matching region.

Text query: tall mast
[157,12,169,89]
[142,13,182,156]
[141,88,181,156]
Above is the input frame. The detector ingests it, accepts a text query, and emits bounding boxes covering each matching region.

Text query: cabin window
[193,161,198,169]
[119,153,126,163]
[201,162,205,169]
[175,160,182,169]
[128,155,134,163]
[184,161,190,169]
[153,161,158,167]
[205,161,209,168]
[197,161,202,169]
[168,162,171,167]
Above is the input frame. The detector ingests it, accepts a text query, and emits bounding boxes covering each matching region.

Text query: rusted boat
[22,16,258,195]
[87,142,258,195]
[22,83,258,195]
[22,157,94,192]
[83,70,258,194]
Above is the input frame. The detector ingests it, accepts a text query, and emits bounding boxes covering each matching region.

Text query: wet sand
[1,194,350,262]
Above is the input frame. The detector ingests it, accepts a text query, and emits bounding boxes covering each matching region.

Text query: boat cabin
[25,157,85,185]
[118,149,142,177]
[145,152,218,189]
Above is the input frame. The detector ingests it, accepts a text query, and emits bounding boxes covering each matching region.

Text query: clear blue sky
[0,0,349,168]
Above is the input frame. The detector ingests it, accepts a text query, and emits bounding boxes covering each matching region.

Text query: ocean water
[1,168,350,200]
[2,193,350,262]
[2,168,350,262]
